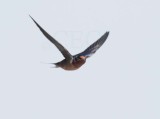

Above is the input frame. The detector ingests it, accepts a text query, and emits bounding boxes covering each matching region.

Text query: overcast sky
[0,0,160,119]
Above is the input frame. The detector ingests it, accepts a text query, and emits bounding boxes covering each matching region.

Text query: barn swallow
[30,16,109,70]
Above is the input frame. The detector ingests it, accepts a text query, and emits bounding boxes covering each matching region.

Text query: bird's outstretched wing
[30,15,72,61]
[74,31,109,58]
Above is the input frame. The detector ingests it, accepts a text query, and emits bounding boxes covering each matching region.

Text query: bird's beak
[80,56,86,60]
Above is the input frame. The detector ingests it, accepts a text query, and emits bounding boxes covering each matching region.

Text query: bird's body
[30,16,109,71]
[55,58,86,70]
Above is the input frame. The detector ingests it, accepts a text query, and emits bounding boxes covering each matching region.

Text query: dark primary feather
[74,31,109,58]
[29,15,72,61]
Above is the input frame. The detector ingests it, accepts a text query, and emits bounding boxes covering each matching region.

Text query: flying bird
[30,16,109,70]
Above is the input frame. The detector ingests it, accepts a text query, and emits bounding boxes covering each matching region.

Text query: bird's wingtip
[104,31,110,36]
[29,14,32,18]
[29,15,34,21]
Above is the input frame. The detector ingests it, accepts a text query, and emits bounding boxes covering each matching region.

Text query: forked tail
[40,62,59,68]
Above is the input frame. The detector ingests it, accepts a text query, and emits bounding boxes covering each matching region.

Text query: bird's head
[79,56,86,60]
[74,55,86,63]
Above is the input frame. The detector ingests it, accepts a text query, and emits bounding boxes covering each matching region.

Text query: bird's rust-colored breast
[72,59,86,69]
[55,59,86,70]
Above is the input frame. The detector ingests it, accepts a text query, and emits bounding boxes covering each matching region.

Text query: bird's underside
[30,15,109,70]
[54,58,86,70]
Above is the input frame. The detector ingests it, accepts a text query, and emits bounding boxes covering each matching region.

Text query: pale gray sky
[0,0,160,119]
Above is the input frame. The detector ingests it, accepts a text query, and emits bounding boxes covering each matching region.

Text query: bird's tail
[53,62,60,68]
[40,62,59,68]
